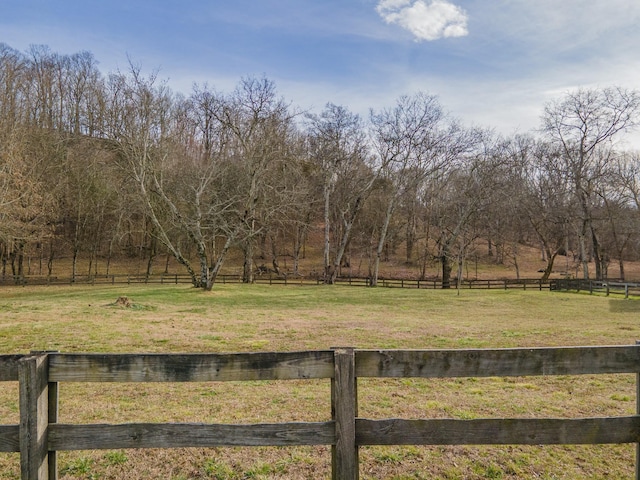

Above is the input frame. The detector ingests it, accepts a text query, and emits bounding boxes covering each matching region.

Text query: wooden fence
[0,273,552,290]
[2,346,640,479]
[551,279,640,298]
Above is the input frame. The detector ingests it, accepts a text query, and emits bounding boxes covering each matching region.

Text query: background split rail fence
[0,273,553,290]
[551,278,640,298]
[2,346,640,480]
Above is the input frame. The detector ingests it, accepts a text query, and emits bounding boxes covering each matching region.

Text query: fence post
[26,351,59,480]
[331,347,358,480]
[19,353,50,480]
[30,351,59,480]
[47,369,58,480]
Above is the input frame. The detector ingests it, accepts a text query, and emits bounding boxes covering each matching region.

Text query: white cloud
[376,0,468,41]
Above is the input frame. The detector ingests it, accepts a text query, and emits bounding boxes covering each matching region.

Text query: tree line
[2,43,640,290]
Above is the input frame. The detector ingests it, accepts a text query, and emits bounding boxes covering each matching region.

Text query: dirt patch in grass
[113,296,133,308]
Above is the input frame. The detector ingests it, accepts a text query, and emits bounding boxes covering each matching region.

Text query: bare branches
[4,40,640,286]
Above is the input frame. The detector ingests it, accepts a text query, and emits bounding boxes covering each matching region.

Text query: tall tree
[107,67,209,287]
[307,104,374,284]
[430,130,501,288]
[211,77,293,283]
[515,138,573,282]
[542,86,640,280]
[369,92,453,286]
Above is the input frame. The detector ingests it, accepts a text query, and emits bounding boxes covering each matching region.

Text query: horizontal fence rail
[0,273,552,290]
[356,417,640,446]
[2,346,640,479]
[48,351,335,382]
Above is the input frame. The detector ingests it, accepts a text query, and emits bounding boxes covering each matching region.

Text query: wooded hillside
[2,43,640,288]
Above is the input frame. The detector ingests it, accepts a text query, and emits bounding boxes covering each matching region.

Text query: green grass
[1,284,640,478]
[2,284,639,354]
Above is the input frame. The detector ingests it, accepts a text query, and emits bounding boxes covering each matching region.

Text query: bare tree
[513,138,574,282]
[369,92,454,286]
[307,104,375,284]
[211,77,293,283]
[107,67,208,287]
[430,130,502,288]
[258,131,317,277]
[609,152,640,279]
[542,86,640,280]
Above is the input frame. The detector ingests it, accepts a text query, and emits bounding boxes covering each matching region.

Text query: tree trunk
[145,234,157,279]
[619,258,625,281]
[1,242,7,278]
[441,254,453,289]
[329,197,362,285]
[72,247,79,282]
[165,253,171,275]
[270,234,281,276]
[323,182,331,282]
[441,242,453,289]
[105,238,113,276]
[372,198,395,287]
[242,240,254,283]
[590,225,603,281]
[204,269,218,291]
[203,233,237,291]
[16,242,24,277]
[539,242,558,283]
[405,209,416,264]
[578,221,589,279]
[47,241,54,277]
[292,224,306,276]
[330,224,351,285]
[9,246,16,277]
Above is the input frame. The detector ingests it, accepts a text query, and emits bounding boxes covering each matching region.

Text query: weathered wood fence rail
[551,279,640,298]
[2,346,640,479]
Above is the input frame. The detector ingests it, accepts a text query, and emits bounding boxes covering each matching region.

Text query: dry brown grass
[1,284,640,478]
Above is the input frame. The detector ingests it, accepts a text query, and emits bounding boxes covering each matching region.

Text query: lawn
[1,284,639,479]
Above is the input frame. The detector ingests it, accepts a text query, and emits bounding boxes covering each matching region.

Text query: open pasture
[1,285,640,479]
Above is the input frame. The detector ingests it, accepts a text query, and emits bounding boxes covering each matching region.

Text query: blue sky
[2,0,640,145]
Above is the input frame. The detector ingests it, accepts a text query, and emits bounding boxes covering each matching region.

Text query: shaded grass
[1,284,640,478]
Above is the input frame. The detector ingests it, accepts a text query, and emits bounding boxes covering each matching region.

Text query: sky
[2,0,640,147]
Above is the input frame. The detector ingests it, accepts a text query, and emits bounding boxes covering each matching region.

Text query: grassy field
[1,284,640,479]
